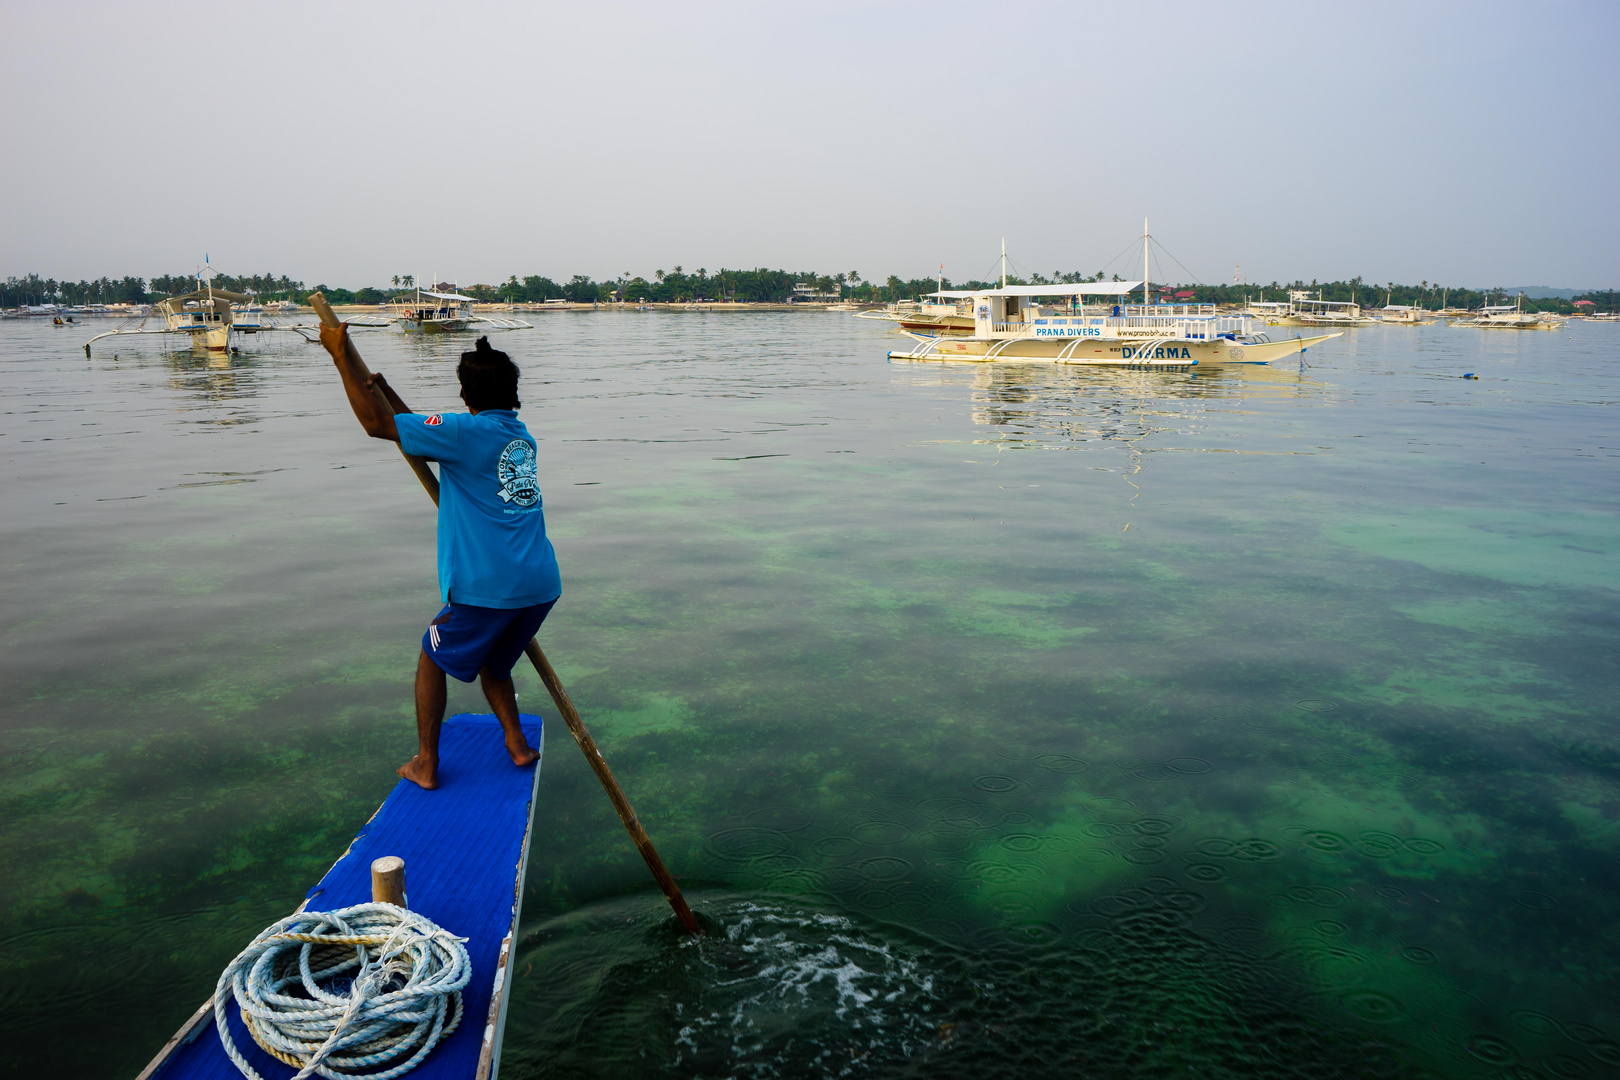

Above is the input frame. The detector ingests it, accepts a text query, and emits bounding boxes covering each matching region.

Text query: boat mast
[1000,239,1006,289]
[1142,218,1150,309]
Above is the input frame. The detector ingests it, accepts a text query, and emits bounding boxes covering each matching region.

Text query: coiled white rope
[213,902,471,1080]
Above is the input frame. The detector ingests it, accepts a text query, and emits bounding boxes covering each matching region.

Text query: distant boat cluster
[1237,289,1578,330]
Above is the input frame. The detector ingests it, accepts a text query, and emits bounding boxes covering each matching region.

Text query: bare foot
[397,755,439,789]
[505,738,539,768]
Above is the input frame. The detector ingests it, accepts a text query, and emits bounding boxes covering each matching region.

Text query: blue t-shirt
[395,409,561,609]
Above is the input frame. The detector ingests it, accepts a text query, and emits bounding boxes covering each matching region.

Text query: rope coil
[214,902,471,1080]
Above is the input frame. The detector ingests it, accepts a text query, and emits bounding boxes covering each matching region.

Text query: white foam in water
[669,902,945,1075]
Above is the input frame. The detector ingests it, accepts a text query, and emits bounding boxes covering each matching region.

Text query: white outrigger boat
[391,286,532,333]
[1378,304,1430,324]
[889,285,1338,369]
[1244,299,1294,324]
[1450,294,1559,330]
[1243,290,1376,327]
[1288,291,1377,327]
[854,299,924,323]
[83,269,312,356]
[885,227,1340,369]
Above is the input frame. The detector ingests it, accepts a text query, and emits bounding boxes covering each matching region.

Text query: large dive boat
[884,226,1343,369]
[888,283,1340,369]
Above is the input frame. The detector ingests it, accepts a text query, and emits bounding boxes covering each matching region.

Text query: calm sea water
[2,313,1617,1078]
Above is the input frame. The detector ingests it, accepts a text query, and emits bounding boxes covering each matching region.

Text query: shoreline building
[788,281,840,303]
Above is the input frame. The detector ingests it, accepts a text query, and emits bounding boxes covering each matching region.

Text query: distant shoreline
[328,301,879,315]
[0,301,882,320]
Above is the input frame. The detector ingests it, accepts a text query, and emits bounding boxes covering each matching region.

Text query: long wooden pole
[309,293,702,936]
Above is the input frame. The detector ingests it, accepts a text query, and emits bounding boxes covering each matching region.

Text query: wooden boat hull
[890,331,1341,368]
[137,712,545,1080]
[1450,319,1555,330]
[400,318,475,333]
[898,316,974,336]
[186,326,230,352]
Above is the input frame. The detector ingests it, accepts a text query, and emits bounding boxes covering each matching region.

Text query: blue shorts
[422,599,556,683]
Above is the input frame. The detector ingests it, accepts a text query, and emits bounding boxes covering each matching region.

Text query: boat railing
[1101,315,1254,337]
[1121,304,1218,317]
[991,315,1254,341]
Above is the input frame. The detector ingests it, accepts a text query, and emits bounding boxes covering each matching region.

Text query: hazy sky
[4,0,1616,289]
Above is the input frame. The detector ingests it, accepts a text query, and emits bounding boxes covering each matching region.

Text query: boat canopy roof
[421,290,475,302]
[924,290,977,299]
[969,282,1144,298]
[167,287,252,304]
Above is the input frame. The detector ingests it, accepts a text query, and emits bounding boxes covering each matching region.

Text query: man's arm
[319,323,398,442]
[369,372,409,416]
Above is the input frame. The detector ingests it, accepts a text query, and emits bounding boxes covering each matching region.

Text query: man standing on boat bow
[322,328,561,789]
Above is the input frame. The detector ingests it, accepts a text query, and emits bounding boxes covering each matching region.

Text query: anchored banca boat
[391,287,533,333]
[1378,304,1429,324]
[83,268,311,356]
[1450,294,1559,330]
[883,225,1339,368]
[889,283,1339,370]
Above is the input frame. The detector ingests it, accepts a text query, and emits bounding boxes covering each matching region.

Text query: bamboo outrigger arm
[309,292,702,937]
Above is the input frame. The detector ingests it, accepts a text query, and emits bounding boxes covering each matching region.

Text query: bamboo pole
[519,639,699,930]
[310,298,440,498]
[309,293,701,936]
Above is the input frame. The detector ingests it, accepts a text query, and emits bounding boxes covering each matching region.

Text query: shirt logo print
[424,414,443,426]
[496,439,539,507]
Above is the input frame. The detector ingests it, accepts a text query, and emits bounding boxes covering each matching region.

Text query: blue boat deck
[140,712,545,1080]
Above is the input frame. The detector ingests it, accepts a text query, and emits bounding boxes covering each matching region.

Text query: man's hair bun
[457,337,519,410]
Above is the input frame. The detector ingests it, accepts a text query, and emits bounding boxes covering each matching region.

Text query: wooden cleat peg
[371,856,407,908]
